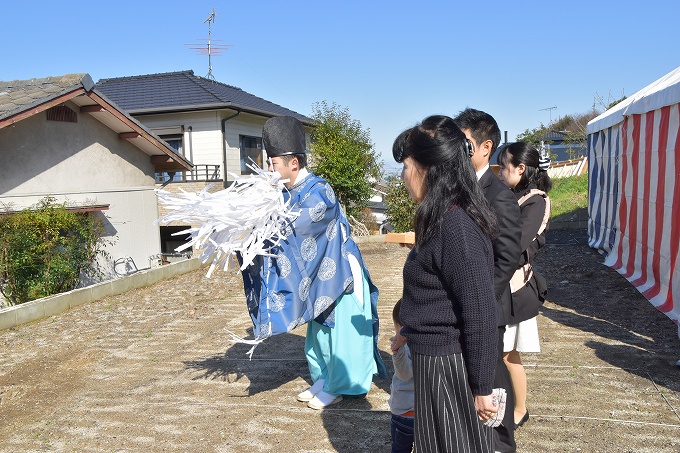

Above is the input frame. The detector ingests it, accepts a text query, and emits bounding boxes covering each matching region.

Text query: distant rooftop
[96,70,312,124]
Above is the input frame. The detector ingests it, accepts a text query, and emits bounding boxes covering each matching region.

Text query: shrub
[0,197,112,305]
[384,177,417,233]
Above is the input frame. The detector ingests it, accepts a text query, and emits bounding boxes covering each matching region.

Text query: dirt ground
[0,229,679,452]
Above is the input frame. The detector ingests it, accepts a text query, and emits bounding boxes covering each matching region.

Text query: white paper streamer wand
[155,163,299,276]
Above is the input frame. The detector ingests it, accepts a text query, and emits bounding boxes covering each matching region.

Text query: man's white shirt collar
[288,167,310,189]
[296,167,310,183]
[476,164,490,181]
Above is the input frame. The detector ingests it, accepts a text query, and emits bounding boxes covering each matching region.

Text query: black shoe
[514,411,529,429]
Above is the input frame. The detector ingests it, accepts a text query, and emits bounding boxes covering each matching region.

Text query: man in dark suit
[455,108,522,453]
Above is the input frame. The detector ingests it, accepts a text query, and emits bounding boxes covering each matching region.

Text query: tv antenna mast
[539,106,557,124]
[185,8,232,81]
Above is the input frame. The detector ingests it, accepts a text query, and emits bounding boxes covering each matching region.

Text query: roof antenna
[539,106,557,125]
[186,8,232,81]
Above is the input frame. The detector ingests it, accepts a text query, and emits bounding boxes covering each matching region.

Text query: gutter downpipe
[187,126,194,163]
[221,110,241,188]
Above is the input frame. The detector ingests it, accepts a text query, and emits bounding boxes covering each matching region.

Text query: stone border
[0,258,203,331]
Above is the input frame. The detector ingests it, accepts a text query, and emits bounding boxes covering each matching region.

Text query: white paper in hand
[484,388,507,428]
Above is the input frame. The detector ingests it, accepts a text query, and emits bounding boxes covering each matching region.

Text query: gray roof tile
[96,70,312,124]
[0,74,94,121]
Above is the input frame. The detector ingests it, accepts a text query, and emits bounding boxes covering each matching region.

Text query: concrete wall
[0,257,203,331]
[0,101,163,279]
[1,102,154,194]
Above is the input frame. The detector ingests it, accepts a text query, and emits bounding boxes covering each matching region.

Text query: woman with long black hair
[393,115,500,452]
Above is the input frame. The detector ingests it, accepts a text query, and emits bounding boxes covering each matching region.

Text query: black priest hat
[262,116,308,158]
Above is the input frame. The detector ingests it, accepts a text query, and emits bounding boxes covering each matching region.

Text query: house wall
[135,110,268,184]
[0,101,162,280]
[223,113,269,177]
[546,143,587,162]
[132,110,310,185]
[136,111,223,171]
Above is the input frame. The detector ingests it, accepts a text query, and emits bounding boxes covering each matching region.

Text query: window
[160,134,184,155]
[240,135,263,175]
[156,134,184,182]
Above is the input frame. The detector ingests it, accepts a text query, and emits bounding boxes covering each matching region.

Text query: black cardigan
[400,207,497,396]
[507,185,549,324]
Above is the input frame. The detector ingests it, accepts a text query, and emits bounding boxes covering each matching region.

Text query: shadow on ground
[183,331,308,395]
[536,229,680,392]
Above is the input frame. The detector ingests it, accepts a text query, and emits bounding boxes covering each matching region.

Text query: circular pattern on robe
[326,221,337,241]
[344,276,354,293]
[318,257,336,281]
[314,296,335,318]
[277,254,292,278]
[268,291,286,312]
[299,277,311,301]
[257,323,271,339]
[341,242,349,259]
[325,184,336,203]
[282,222,294,237]
[301,237,318,262]
[310,201,327,222]
[287,317,305,331]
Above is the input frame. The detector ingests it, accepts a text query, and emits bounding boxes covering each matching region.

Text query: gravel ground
[0,229,679,452]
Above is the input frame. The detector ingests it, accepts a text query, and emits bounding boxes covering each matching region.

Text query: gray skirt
[412,352,493,453]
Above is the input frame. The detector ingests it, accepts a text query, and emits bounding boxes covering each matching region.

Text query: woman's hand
[474,393,498,421]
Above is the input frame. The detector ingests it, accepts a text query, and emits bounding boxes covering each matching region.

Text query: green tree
[309,101,381,219]
[384,175,417,233]
[0,197,112,305]
[516,123,549,147]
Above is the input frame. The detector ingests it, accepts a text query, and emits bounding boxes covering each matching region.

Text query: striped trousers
[412,352,493,453]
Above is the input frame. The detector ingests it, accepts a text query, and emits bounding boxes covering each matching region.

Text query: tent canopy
[587,66,680,133]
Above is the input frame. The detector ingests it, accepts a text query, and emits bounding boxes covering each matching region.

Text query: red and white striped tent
[587,66,680,338]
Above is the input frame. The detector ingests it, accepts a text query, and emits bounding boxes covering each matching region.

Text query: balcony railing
[155,165,221,183]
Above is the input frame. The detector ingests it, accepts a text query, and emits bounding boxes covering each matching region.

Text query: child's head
[393,299,403,332]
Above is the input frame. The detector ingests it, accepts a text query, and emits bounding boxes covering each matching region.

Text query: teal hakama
[305,260,380,395]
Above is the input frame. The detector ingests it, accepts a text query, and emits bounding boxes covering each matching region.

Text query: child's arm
[391,335,413,381]
[390,333,406,353]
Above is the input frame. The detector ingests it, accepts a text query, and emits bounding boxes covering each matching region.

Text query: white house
[0,73,192,280]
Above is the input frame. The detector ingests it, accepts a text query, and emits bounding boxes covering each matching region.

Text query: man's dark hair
[453,108,502,157]
[280,153,307,169]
